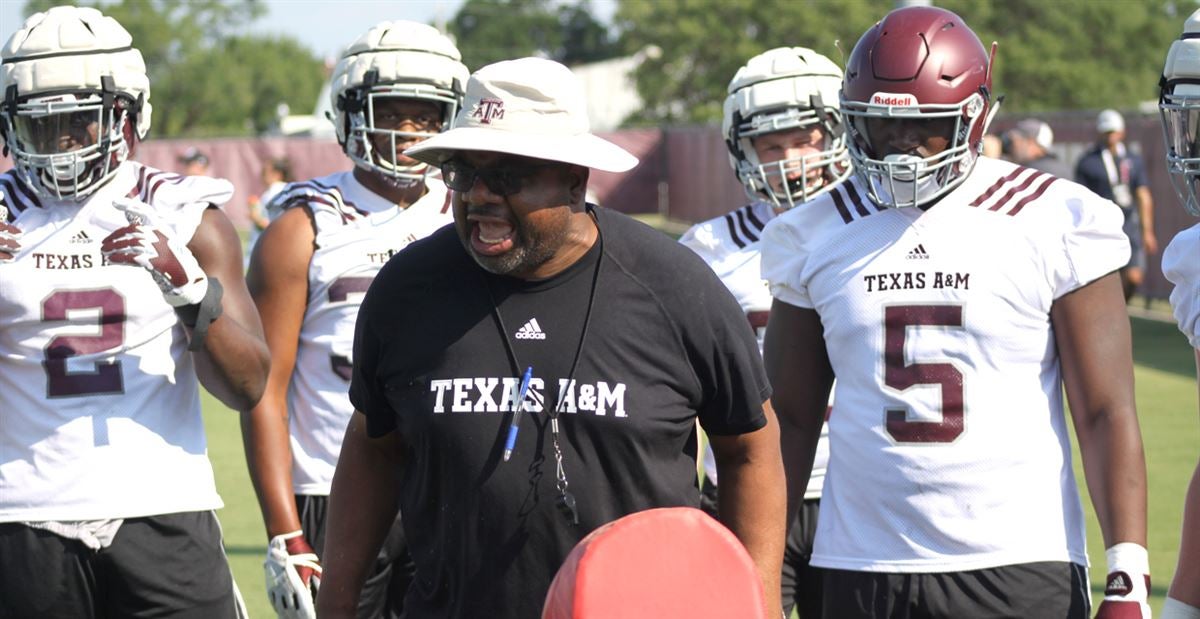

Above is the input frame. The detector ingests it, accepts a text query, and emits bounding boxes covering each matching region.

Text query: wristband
[175,277,223,351]
[1105,542,1150,589]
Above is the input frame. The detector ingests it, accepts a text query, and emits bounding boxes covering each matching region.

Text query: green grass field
[201,314,1199,618]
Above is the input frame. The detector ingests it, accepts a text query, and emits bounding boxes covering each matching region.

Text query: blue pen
[503,366,534,462]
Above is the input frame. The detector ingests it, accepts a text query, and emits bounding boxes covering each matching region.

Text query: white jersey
[1163,223,1200,349]
[0,162,230,521]
[761,157,1129,572]
[271,171,453,495]
[679,200,829,500]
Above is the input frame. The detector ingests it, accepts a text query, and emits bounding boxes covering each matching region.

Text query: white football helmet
[0,6,151,200]
[723,47,850,210]
[1159,8,1200,216]
[329,21,469,186]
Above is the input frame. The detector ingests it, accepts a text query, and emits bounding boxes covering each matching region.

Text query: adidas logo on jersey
[69,230,93,244]
[515,318,547,340]
[906,244,929,260]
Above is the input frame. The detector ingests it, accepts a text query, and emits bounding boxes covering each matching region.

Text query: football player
[1158,10,1200,619]
[761,6,1149,618]
[677,46,847,619]
[240,20,468,619]
[0,6,269,618]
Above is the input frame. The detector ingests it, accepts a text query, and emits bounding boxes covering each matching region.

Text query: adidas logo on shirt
[69,230,93,244]
[515,318,547,340]
[906,244,929,260]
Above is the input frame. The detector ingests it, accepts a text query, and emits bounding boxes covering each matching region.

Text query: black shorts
[297,494,413,619]
[782,499,822,619]
[0,511,242,619]
[820,561,1090,619]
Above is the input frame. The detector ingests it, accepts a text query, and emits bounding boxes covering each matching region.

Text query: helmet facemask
[1160,82,1200,216]
[731,100,851,210]
[842,92,987,209]
[2,83,136,201]
[339,70,460,188]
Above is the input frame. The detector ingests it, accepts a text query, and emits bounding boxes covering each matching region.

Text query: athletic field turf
[202,314,1198,618]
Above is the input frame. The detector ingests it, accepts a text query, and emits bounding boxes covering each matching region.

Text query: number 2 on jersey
[883,304,965,443]
[327,276,373,381]
[42,289,126,397]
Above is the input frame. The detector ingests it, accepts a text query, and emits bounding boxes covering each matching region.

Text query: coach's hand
[0,204,21,262]
[1095,543,1151,618]
[264,530,322,619]
[101,198,208,306]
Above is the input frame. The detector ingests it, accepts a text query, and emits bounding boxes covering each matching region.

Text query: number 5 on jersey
[883,304,965,443]
[328,276,373,381]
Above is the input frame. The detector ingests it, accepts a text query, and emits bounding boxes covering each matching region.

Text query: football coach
[316,57,786,619]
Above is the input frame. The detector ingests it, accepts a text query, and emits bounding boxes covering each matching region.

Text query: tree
[614,0,890,125]
[614,0,1185,125]
[18,0,325,137]
[942,0,1181,112]
[448,0,619,71]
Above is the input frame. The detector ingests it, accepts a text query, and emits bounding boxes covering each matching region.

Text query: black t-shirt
[1073,144,1148,209]
[349,206,770,619]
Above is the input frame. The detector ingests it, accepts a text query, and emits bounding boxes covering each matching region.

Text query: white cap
[1097,109,1125,133]
[405,57,638,172]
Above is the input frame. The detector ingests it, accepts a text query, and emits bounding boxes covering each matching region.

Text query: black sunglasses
[441,158,556,197]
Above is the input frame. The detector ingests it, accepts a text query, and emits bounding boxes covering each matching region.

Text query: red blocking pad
[542,507,767,619]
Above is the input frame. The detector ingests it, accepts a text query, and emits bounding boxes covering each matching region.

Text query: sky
[0,1,618,63]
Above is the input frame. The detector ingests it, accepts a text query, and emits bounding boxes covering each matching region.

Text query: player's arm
[242,207,325,617]
[708,400,786,617]
[762,299,834,528]
[187,206,271,410]
[315,413,405,618]
[241,207,316,540]
[1052,271,1149,616]
[1053,271,1146,546]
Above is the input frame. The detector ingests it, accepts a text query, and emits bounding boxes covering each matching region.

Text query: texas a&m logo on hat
[471,98,505,124]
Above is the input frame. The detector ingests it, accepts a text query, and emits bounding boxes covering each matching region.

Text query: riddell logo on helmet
[471,98,505,124]
[871,92,918,107]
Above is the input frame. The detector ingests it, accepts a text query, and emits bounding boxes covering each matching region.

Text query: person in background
[678,45,847,619]
[180,146,211,176]
[1075,109,1159,300]
[1157,10,1200,619]
[763,6,1148,618]
[316,57,785,619]
[982,133,1003,160]
[245,157,290,267]
[0,6,269,617]
[241,20,467,619]
[1004,118,1072,178]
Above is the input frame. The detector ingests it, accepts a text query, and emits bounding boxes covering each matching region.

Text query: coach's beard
[460,210,568,278]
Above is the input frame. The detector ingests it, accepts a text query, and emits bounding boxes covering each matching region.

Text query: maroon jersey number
[327,276,374,381]
[42,288,126,397]
[883,304,965,443]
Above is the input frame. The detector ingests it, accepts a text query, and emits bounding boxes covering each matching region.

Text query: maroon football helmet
[841,6,997,208]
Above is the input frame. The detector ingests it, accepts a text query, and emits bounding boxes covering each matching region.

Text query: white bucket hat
[405,57,638,172]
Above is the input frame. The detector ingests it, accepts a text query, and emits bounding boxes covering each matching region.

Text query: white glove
[1095,543,1151,619]
[0,203,21,263]
[264,530,322,619]
[100,198,208,306]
